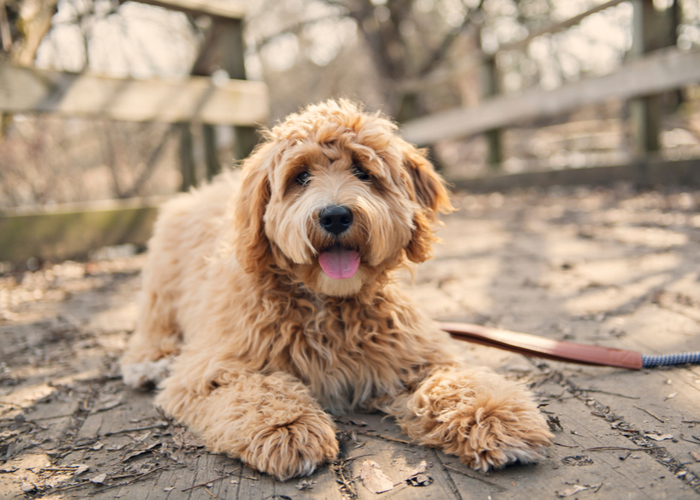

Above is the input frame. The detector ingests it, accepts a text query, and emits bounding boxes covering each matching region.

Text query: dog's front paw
[121,358,171,390]
[404,368,552,472]
[241,411,339,481]
[445,401,552,472]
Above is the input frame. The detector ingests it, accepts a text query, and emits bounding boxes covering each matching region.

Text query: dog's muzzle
[319,205,353,235]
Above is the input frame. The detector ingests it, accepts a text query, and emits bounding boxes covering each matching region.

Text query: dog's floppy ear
[400,142,454,263]
[233,142,274,274]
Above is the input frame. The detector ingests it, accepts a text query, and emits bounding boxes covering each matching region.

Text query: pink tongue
[319,248,360,280]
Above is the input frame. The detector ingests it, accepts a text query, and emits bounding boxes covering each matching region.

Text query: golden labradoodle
[121,100,552,480]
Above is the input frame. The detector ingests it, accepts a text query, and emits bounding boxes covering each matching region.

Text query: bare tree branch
[415,0,485,78]
[253,12,349,50]
[10,0,59,65]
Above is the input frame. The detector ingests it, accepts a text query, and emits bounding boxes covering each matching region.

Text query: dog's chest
[278,317,408,411]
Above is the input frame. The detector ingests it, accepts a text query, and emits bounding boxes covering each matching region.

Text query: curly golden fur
[121,100,552,481]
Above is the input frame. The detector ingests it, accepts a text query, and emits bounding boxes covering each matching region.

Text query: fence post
[191,21,225,182]
[630,0,665,156]
[481,55,502,169]
[0,112,7,140]
[202,124,220,181]
[220,18,258,162]
[191,17,258,175]
[178,122,196,192]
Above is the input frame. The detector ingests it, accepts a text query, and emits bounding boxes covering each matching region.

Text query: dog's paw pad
[121,358,171,389]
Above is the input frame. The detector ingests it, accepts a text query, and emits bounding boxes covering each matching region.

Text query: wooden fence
[401,0,699,189]
[2,0,699,263]
[0,0,268,264]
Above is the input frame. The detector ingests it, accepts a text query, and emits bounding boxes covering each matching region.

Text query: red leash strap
[439,322,643,370]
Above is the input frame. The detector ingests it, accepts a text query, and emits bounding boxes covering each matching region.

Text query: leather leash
[439,321,644,369]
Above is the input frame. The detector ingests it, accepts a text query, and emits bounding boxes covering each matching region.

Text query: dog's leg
[385,367,552,471]
[156,364,339,481]
[120,277,181,389]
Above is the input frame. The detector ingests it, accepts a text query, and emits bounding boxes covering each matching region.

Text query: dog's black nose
[319,205,353,235]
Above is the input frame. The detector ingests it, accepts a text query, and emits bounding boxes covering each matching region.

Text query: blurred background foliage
[1,0,700,208]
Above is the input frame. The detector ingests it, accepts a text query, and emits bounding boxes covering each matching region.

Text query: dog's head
[233,100,452,297]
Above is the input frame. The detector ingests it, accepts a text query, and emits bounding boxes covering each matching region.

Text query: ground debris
[645,432,674,442]
[397,460,428,484]
[335,416,368,427]
[296,478,316,490]
[407,474,433,487]
[561,455,594,467]
[547,414,564,431]
[358,459,394,493]
[4,190,700,498]
[331,455,359,499]
[72,463,90,475]
[91,473,107,484]
[556,482,602,497]
[634,405,666,423]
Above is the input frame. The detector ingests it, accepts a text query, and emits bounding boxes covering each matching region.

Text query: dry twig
[102,422,168,437]
[443,465,506,491]
[634,405,665,423]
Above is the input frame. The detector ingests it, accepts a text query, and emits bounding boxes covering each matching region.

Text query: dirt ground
[2,185,700,499]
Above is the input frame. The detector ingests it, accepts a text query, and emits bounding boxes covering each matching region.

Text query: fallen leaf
[129,430,151,442]
[359,460,394,494]
[691,451,700,462]
[645,433,674,441]
[561,455,594,467]
[21,482,36,493]
[296,478,316,490]
[94,395,123,412]
[665,392,678,401]
[122,448,154,462]
[556,484,589,497]
[91,473,107,484]
[398,460,427,483]
[163,487,174,492]
[72,464,90,475]
[124,463,150,476]
[407,474,433,487]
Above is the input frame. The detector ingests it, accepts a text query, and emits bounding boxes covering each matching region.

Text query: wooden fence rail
[402,46,700,145]
[0,199,164,263]
[0,65,268,125]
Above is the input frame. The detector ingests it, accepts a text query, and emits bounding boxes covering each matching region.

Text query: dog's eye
[296,171,311,186]
[352,164,371,182]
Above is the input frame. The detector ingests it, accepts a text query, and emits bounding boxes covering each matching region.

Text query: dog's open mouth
[318,246,360,280]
